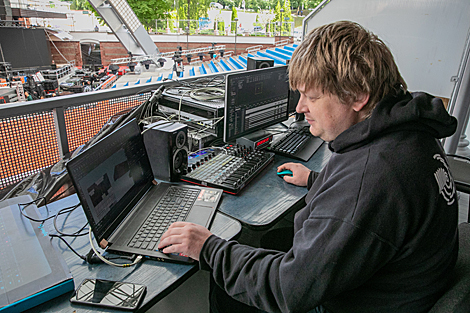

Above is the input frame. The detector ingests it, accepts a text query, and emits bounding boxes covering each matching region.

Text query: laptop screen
[67,120,154,242]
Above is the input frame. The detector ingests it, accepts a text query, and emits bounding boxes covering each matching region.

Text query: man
[25,91,33,101]
[83,80,92,92]
[159,21,458,312]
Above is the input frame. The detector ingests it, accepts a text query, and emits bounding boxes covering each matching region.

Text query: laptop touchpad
[185,207,215,228]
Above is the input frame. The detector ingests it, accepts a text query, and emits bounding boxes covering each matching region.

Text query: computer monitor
[288,88,311,128]
[288,88,300,114]
[223,65,289,143]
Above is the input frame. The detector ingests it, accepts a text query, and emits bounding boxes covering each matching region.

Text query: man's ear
[352,94,370,112]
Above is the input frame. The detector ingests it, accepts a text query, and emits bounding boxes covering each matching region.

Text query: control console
[180,145,275,195]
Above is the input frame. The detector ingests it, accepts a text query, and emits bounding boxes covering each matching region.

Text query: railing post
[53,107,70,158]
[444,33,470,156]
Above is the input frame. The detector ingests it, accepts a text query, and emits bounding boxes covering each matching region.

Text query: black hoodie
[200,92,459,313]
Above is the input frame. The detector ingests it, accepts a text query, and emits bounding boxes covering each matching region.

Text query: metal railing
[275,39,292,47]
[246,45,263,54]
[0,72,225,192]
[94,74,118,91]
[110,45,227,65]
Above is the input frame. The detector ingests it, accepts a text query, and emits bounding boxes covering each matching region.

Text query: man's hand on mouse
[158,222,213,261]
[277,162,311,187]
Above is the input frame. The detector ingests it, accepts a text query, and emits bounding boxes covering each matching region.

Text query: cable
[17,198,136,265]
[140,115,168,126]
[178,89,191,121]
[194,116,224,136]
[166,75,226,90]
[53,205,88,237]
[189,87,225,101]
[140,120,176,136]
[18,199,78,225]
[17,198,50,223]
[138,85,165,122]
[49,233,87,261]
[45,30,70,63]
[88,228,143,267]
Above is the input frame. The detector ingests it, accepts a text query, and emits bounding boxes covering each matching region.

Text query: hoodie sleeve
[199,210,398,313]
[307,171,319,190]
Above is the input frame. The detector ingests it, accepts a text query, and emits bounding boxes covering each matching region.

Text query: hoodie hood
[329,92,457,153]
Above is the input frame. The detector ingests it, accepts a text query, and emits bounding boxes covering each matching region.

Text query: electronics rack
[180,145,275,195]
[158,88,225,138]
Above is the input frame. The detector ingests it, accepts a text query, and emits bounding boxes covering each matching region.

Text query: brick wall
[100,42,128,66]
[50,36,292,67]
[50,41,82,67]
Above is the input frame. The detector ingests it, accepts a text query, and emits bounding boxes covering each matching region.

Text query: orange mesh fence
[0,111,60,189]
[0,92,150,191]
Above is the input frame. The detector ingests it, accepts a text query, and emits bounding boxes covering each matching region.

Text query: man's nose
[296,94,307,114]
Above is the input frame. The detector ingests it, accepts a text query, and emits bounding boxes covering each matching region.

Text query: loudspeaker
[247,56,274,70]
[143,121,188,182]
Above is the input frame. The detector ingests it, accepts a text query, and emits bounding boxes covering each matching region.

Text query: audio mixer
[180,145,275,194]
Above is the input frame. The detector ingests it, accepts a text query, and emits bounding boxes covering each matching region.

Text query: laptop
[66,119,223,263]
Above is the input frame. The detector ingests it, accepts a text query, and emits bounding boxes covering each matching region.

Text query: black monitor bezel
[223,65,289,143]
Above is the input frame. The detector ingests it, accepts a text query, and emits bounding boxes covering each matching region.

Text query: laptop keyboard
[128,186,200,251]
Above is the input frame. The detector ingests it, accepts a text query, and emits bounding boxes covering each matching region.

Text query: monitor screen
[288,89,300,114]
[223,65,289,142]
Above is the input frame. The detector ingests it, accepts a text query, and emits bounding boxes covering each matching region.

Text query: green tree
[306,0,323,9]
[242,0,276,11]
[246,0,271,10]
[176,0,210,30]
[274,0,281,33]
[231,6,238,32]
[128,0,172,30]
[218,0,234,9]
[69,0,88,10]
[282,0,293,34]
[267,9,274,33]
[82,0,172,30]
[218,20,225,33]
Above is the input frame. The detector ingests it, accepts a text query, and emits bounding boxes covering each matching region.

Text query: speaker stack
[143,121,188,182]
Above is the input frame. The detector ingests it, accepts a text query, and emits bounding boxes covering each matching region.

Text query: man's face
[296,85,365,142]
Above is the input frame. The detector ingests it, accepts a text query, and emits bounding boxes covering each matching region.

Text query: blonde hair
[288,21,407,114]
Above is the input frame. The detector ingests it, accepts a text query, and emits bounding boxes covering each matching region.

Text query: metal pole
[280,8,284,37]
[234,18,238,55]
[444,32,470,155]
[186,26,189,50]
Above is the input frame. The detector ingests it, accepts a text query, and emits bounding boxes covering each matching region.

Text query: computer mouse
[277,170,293,177]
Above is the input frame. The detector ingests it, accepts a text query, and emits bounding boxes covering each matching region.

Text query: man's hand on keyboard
[158,222,213,261]
[277,162,311,186]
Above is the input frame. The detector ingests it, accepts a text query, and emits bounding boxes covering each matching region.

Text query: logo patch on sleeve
[434,154,455,205]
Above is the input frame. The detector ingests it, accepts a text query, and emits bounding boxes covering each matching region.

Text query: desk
[25,195,241,313]
[218,141,331,228]
[24,140,332,312]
